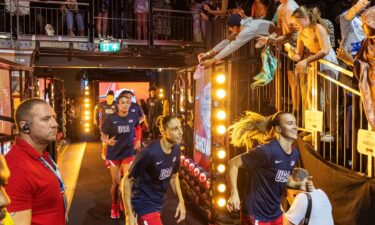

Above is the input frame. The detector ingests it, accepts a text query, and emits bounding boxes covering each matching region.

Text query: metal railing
[0,0,202,46]
[274,47,372,177]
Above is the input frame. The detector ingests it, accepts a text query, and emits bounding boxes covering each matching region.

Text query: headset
[21,122,31,134]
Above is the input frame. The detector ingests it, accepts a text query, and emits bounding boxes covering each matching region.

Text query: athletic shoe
[111,203,120,219]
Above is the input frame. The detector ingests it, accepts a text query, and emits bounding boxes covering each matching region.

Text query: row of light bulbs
[83,85,91,132]
[212,73,228,209]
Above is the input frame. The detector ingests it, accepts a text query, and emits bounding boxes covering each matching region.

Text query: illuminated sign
[99,42,121,52]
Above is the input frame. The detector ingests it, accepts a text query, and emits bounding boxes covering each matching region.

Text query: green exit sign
[100,42,121,52]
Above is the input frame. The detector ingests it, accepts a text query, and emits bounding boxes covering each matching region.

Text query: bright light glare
[215,89,226,99]
[84,86,89,90]
[217,198,226,207]
[159,88,164,93]
[84,128,90,132]
[84,103,90,108]
[84,98,89,103]
[84,111,89,115]
[84,91,89,95]
[84,123,90,128]
[216,110,226,120]
[217,164,226,173]
[217,125,226,134]
[217,149,226,159]
[84,116,90,121]
[216,74,226,84]
[217,183,227,193]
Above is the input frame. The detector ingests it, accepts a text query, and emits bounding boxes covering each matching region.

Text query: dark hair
[267,111,290,129]
[119,89,134,96]
[260,0,277,21]
[291,168,309,189]
[149,86,158,92]
[15,98,49,130]
[157,115,178,132]
[107,90,114,96]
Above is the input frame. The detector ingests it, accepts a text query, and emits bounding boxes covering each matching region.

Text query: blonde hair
[228,111,289,150]
[292,6,329,32]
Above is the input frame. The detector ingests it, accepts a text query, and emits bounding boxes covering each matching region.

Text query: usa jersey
[129,102,144,121]
[241,139,299,221]
[101,113,139,160]
[128,140,180,216]
[98,101,116,126]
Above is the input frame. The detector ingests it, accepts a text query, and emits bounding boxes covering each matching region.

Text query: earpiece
[21,122,31,134]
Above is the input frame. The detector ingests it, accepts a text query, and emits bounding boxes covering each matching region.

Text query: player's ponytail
[228,111,289,150]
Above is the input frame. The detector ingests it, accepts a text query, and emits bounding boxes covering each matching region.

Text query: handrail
[29,0,89,6]
[317,71,361,96]
[152,8,198,14]
[318,58,354,77]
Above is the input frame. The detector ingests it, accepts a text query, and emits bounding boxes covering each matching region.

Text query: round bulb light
[217,149,226,159]
[216,74,226,84]
[216,110,226,120]
[217,198,226,208]
[217,164,226,173]
[215,89,226,99]
[217,183,227,193]
[217,125,226,135]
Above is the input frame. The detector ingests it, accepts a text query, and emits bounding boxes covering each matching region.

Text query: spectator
[256,0,300,117]
[338,6,375,130]
[287,6,338,142]
[251,0,277,20]
[336,0,369,63]
[134,0,149,40]
[62,0,84,36]
[227,111,300,224]
[284,168,334,225]
[5,99,66,225]
[203,0,238,17]
[96,0,111,39]
[199,14,275,68]
[153,0,171,40]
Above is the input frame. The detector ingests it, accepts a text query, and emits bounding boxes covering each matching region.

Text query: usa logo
[131,109,135,112]
[173,156,176,162]
[291,161,295,166]
[129,119,133,123]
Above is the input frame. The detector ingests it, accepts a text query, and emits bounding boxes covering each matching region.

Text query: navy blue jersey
[241,139,299,221]
[128,141,181,216]
[98,101,116,126]
[129,102,144,123]
[101,113,139,160]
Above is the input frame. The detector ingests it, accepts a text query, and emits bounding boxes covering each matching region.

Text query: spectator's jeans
[66,10,84,31]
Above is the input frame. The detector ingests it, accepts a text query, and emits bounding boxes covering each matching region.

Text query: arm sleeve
[285,193,308,225]
[240,146,269,169]
[5,167,32,212]
[214,22,272,60]
[128,149,150,178]
[212,39,231,53]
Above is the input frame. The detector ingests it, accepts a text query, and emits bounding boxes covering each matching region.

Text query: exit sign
[100,42,121,52]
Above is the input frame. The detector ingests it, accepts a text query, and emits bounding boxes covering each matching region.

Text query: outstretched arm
[170,173,186,223]
[227,155,244,211]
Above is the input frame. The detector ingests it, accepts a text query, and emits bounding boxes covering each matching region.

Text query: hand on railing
[295,59,308,74]
[201,58,218,69]
[336,47,354,67]
[255,36,269,49]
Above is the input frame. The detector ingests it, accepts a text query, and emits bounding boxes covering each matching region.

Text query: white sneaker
[320,133,335,142]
